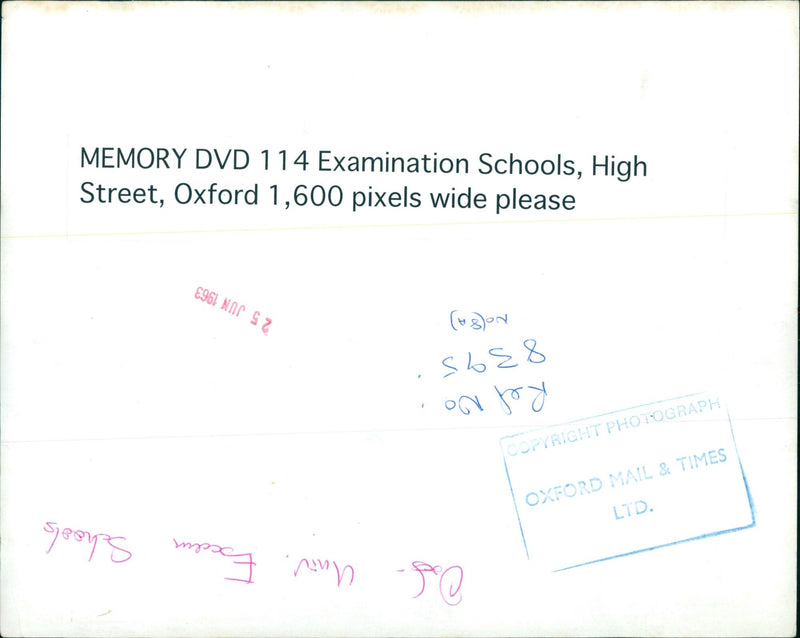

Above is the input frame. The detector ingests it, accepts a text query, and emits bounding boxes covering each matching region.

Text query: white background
[1,2,797,636]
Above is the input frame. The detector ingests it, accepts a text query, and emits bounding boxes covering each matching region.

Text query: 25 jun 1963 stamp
[500,393,755,572]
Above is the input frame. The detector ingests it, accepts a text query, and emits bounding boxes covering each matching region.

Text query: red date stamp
[194,286,272,335]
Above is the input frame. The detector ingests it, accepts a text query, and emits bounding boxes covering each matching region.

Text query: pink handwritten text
[172,538,256,584]
[292,556,355,588]
[397,561,464,606]
[43,521,132,564]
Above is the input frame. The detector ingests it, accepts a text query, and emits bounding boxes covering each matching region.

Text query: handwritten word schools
[42,523,463,606]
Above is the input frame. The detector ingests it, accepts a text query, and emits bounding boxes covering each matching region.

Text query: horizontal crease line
[0,211,797,240]
[0,416,794,445]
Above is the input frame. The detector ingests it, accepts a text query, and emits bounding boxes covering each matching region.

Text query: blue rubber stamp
[500,393,755,571]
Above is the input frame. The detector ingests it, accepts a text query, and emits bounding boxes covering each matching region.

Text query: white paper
[1,2,796,636]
